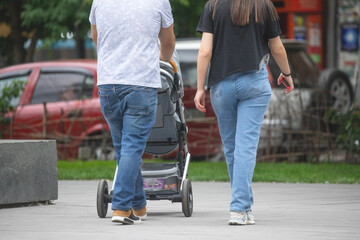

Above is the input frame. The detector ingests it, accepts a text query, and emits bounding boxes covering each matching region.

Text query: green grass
[57,160,360,184]
[253,162,360,184]
[58,160,116,180]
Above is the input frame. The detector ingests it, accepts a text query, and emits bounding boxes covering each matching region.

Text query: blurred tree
[21,0,92,59]
[0,0,27,64]
[0,0,92,65]
[0,1,15,66]
[0,0,206,66]
[171,0,208,38]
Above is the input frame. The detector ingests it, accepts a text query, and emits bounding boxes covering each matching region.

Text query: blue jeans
[210,64,271,212]
[98,84,157,211]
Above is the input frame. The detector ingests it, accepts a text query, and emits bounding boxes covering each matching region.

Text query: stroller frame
[96,59,193,218]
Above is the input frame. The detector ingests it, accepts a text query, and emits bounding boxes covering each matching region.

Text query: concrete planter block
[0,140,58,206]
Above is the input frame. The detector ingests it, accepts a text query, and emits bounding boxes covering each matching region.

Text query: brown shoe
[112,209,141,224]
[133,206,147,220]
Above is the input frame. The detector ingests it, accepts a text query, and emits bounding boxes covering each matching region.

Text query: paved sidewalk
[1,181,359,240]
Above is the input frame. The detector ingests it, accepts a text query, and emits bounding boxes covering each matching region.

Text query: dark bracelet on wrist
[282,72,291,77]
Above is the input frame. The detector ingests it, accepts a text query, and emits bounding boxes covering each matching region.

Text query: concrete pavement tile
[0,181,359,240]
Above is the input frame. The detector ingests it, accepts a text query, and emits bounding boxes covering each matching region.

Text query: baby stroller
[96,54,193,218]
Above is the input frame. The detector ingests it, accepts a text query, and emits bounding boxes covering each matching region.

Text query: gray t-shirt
[89,0,173,88]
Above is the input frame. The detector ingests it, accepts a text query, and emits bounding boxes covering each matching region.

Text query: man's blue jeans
[210,64,271,212]
[98,84,157,211]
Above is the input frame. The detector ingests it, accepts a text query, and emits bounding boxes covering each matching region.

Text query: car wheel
[93,143,116,160]
[87,134,115,160]
[321,69,354,115]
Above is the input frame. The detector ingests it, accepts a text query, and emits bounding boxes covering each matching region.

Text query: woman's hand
[277,73,294,94]
[194,89,206,113]
[195,33,213,113]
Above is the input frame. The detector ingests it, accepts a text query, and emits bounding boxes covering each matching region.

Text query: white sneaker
[246,211,255,225]
[228,211,246,225]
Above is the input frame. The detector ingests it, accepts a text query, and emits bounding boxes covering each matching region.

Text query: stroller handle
[169,60,178,74]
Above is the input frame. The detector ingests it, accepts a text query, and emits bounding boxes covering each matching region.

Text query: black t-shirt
[196,0,282,88]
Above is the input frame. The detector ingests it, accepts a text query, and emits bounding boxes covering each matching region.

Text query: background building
[271,0,324,69]
[336,0,359,86]
[271,0,359,88]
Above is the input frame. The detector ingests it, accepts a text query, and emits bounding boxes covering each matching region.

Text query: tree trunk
[26,32,39,63]
[75,26,85,58]
[9,0,26,64]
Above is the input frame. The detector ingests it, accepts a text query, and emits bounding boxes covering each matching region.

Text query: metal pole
[326,0,337,68]
[43,102,47,138]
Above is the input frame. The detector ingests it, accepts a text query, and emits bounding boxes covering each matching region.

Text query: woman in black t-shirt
[194,0,294,225]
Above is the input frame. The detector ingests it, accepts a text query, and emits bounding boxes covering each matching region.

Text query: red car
[0,59,222,160]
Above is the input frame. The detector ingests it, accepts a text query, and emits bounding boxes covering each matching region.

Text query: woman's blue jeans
[210,64,271,212]
[98,84,157,211]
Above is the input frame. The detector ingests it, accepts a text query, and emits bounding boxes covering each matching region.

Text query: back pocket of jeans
[126,88,154,116]
[245,75,268,93]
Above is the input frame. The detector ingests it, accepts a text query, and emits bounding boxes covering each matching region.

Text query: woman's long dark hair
[210,0,279,26]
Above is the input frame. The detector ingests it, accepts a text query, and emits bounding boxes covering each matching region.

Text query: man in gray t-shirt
[89,0,175,225]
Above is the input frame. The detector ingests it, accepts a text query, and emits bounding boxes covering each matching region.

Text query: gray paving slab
[0,181,359,240]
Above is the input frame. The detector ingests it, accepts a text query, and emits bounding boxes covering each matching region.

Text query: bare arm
[158,24,175,62]
[268,36,294,94]
[194,32,213,113]
[91,24,97,47]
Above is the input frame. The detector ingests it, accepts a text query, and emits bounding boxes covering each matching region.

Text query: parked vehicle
[1,39,356,160]
[175,40,222,160]
[0,53,221,160]
[0,60,102,159]
[175,38,357,159]
[260,40,356,156]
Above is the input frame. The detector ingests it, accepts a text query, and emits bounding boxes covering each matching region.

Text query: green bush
[0,80,26,122]
[333,105,360,156]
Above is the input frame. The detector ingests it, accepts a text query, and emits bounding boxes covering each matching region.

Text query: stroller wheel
[182,179,193,217]
[96,179,109,218]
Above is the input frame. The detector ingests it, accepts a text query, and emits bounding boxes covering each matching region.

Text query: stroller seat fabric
[145,61,185,155]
